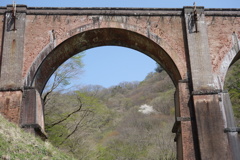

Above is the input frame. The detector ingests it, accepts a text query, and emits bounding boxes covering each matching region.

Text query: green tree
[225,60,240,126]
[42,52,85,104]
[44,89,116,159]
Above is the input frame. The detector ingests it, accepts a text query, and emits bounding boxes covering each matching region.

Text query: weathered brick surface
[23,14,187,83]
[36,90,44,130]
[21,89,44,130]
[0,91,22,123]
[3,9,238,93]
[193,94,232,160]
[0,15,3,56]
[206,16,240,87]
[178,82,196,160]
[0,12,26,88]
[206,16,240,71]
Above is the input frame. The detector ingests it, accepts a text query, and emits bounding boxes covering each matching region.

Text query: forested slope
[225,60,240,126]
[44,70,176,159]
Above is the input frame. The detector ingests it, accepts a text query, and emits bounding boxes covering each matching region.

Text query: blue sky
[1,0,239,88]
[0,0,239,8]
[78,47,156,88]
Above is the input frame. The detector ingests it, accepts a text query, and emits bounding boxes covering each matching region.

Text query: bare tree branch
[59,109,91,145]
[47,96,83,128]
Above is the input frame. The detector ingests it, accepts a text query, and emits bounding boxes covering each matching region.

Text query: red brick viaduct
[0,4,240,160]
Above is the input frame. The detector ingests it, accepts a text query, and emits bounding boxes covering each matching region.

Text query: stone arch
[24,28,182,94]
[218,34,240,89]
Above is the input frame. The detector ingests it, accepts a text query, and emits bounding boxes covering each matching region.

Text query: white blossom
[138,104,155,114]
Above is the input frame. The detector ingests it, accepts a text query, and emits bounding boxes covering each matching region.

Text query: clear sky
[0,0,239,8]
[0,0,239,88]
[77,47,156,88]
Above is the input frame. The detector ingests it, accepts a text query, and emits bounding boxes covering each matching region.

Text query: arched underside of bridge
[230,51,240,68]
[220,45,240,89]
[224,50,240,86]
[25,28,182,94]
[22,27,186,158]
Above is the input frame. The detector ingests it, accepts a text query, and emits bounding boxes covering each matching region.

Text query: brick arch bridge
[0,5,240,160]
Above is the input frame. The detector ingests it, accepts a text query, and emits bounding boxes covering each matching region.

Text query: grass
[0,114,76,160]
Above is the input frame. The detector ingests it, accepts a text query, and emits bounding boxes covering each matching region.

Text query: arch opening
[43,46,176,159]
[25,28,181,94]
[22,27,183,159]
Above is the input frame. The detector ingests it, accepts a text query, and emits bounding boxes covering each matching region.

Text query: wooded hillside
[44,70,176,160]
